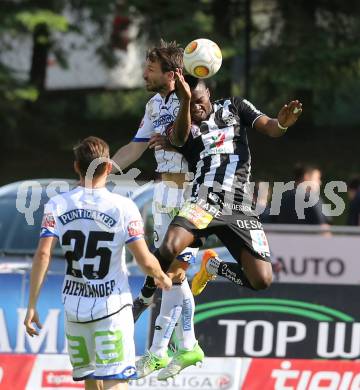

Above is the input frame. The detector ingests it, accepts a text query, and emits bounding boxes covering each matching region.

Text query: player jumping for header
[136,73,302,336]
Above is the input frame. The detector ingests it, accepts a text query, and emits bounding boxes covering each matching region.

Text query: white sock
[150,285,183,357]
[175,279,197,351]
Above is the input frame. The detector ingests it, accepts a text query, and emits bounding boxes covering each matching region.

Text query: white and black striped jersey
[177,97,264,203]
[40,186,144,322]
[133,91,188,173]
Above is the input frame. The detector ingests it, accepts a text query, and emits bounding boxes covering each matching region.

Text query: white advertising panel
[268,234,360,284]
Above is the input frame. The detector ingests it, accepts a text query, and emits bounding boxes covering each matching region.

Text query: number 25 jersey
[40,186,144,323]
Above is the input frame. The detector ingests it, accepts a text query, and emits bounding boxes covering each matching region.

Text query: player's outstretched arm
[254,100,303,137]
[127,238,172,290]
[170,68,192,147]
[24,236,57,337]
[111,141,148,173]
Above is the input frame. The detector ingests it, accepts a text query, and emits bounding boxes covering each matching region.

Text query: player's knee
[160,234,185,260]
[160,240,179,261]
[251,269,272,290]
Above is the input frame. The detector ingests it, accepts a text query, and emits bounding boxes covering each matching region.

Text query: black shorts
[171,196,271,262]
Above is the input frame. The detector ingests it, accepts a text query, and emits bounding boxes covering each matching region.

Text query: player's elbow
[34,249,51,265]
[170,134,186,147]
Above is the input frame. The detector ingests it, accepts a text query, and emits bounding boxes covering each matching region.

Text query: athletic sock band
[217,262,255,290]
[141,249,173,298]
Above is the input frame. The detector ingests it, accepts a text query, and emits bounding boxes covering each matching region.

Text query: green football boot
[157,342,204,381]
[135,350,170,379]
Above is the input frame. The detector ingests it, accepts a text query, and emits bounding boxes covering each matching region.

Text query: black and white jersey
[177,97,264,204]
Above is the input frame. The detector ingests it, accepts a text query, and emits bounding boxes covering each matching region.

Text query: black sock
[140,248,173,298]
[216,261,255,290]
[141,276,157,298]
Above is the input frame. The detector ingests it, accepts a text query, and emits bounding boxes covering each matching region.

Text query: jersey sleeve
[132,102,155,142]
[305,197,332,225]
[40,201,59,238]
[347,197,360,226]
[123,199,145,244]
[233,97,265,128]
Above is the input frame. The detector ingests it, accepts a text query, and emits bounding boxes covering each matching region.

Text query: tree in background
[1,0,359,185]
[251,0,360,126]
[0,0,119,148]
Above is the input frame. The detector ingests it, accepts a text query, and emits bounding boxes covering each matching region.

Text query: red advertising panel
[0,354,36,389]
[242,358,360,390]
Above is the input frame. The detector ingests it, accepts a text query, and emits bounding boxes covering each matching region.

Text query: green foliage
[15,10,69,32]
[250,0,360,122]
[86,89,149,120]
[5,86,39,102]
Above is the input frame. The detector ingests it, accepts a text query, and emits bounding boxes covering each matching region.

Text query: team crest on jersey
[41,213,55,229]
[127,220,144,237]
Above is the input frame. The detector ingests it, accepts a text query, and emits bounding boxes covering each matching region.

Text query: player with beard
[137,72,303,346]
[112,41,204,380]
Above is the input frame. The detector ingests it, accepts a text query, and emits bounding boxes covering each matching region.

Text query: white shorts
[152,181,198,264]
[65,305,136,381]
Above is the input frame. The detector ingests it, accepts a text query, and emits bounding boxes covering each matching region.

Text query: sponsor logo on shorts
[197,199,222,217]
[250,229,270,257]
[178,202,214,229]
[122,366,136,378]
[236,219,263,230]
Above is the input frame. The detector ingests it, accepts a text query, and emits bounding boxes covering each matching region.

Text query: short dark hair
[73,136,110,178]
[184,74,207,90]
[294,163,320,182]
[146,39,183,73]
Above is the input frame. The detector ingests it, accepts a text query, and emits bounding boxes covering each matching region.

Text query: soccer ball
[183,38,222,79]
